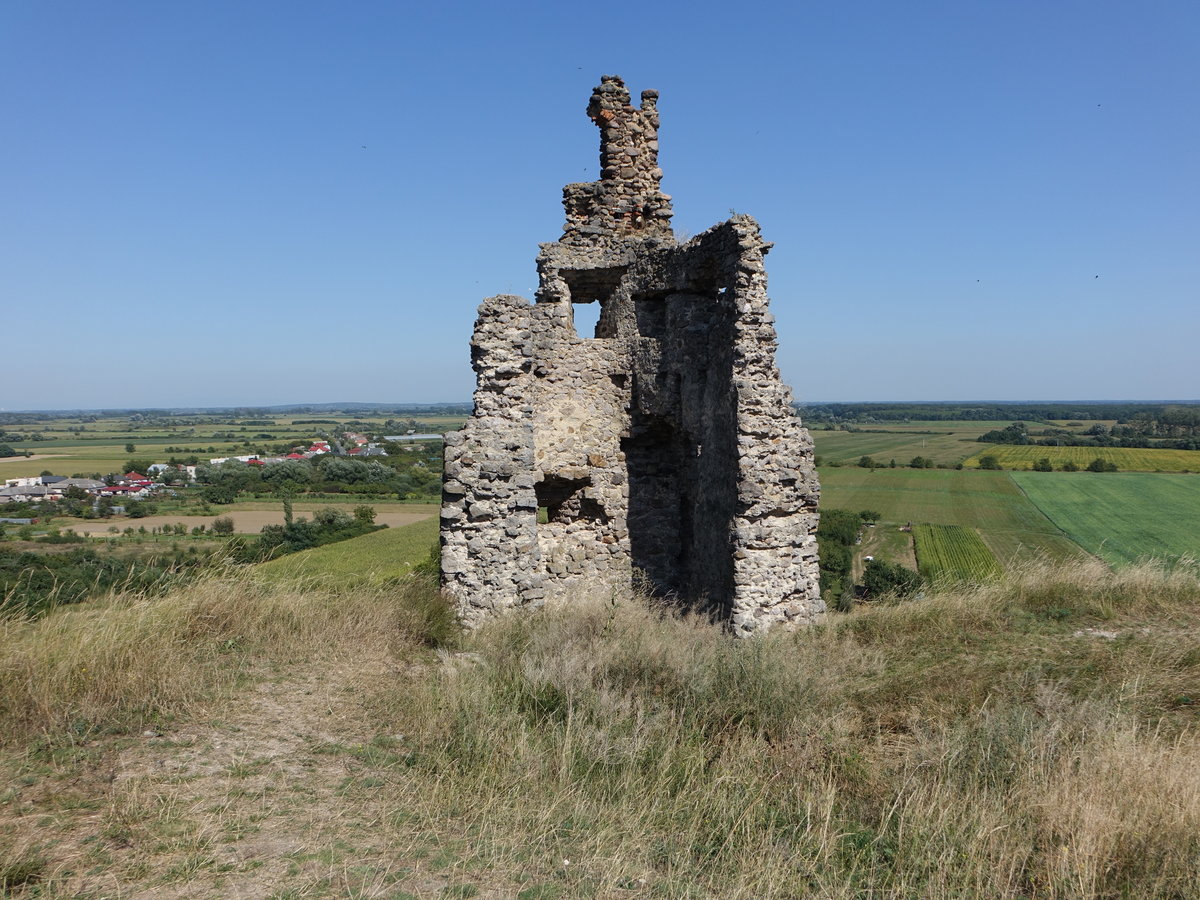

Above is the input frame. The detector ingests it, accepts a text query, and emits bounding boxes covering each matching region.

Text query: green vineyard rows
[913,523,1002,582]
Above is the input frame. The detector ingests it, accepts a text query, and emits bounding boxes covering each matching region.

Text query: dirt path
[852,524,917,581]
[3,656,504,899]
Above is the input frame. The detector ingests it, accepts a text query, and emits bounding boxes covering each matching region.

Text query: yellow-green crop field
[964,444,1200,473]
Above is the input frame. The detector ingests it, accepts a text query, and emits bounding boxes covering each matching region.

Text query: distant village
[0,431,437,505]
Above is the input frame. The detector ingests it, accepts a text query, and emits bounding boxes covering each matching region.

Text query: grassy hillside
[1,561,1197,897]
[1012,472,1200,566]
[256,516,438,584]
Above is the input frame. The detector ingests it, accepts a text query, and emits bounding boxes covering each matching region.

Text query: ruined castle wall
[723,224,823,633]
[526,300,631,598]
[440,296,542,628]
[441,76,822,635]
[561,76,673,246]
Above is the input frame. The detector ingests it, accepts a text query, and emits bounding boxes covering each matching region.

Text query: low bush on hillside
[0,547,206,619]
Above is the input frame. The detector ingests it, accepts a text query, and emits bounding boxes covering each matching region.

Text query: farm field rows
[824,420,1022,432]
[964,444,1200,473]
[913,524,1002,582]
[1011,472,1200,567]
[806,418,1130,468]
[818,468,1087,567]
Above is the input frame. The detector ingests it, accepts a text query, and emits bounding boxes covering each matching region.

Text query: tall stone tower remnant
[440,75,822,635]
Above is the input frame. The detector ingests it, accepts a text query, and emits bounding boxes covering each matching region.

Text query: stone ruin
[440,75,822,636]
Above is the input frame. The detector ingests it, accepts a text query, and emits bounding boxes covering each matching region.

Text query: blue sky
[2,1,1196,409]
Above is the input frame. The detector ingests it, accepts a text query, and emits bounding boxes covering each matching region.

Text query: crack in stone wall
[440,75,822,635]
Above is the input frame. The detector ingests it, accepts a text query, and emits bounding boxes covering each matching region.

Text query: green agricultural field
[812,429,988,467]
[964,444,1200,473]
[1044,419,1119,431]
[818,468,1086,567]
[256,517,438,584]
[0,453,131,478]
[1011,472,1200,567]
[913,524,1002,582]
[823,420,1029,433]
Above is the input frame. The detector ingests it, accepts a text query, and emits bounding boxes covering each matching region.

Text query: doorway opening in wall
[572,301,602,339]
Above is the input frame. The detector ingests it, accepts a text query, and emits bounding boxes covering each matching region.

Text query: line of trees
[194,452,441,503]
[800,402,1200,427]
[978,419,1200,450]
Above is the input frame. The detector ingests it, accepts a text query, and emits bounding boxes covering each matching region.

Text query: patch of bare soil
[0,655,506,899]
[852,525,917,581]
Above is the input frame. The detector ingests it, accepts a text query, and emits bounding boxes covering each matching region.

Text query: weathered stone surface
[441,75,822,635]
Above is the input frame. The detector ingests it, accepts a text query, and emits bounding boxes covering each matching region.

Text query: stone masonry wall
[441,76,822,635]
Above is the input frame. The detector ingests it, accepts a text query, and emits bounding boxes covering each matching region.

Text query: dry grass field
[1,559,1197,897]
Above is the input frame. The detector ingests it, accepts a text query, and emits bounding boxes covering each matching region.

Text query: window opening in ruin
[571,301,602,339]
[561,266,628,304]
[535,473,607,525]
[560,266,627,339]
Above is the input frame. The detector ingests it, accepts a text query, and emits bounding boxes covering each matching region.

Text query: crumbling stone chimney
[440,75,822,635]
